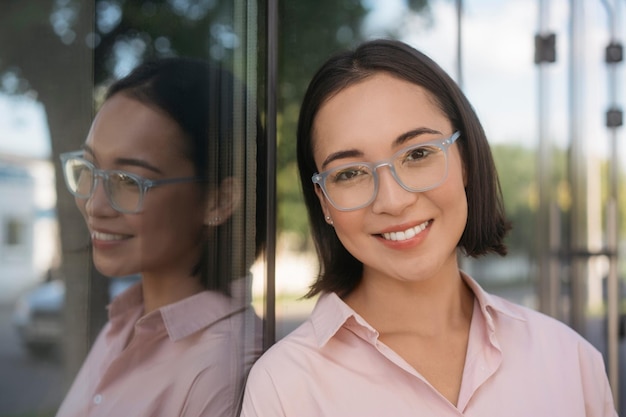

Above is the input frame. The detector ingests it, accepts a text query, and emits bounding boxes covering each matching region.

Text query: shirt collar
[107,281,248,342]
[310,271,527,347]
[311,292,378,347]
[160,290,247,341]
[460,271,527,325]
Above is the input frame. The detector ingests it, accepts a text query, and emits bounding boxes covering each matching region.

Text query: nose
[84,177,117,217]
[370,165,418,215]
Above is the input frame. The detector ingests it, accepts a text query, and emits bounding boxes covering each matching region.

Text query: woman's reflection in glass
[56,57,262,417]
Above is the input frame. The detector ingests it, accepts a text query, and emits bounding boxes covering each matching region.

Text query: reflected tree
[0,1,101,385]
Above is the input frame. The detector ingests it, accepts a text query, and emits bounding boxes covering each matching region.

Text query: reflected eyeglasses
[60,151,201,214]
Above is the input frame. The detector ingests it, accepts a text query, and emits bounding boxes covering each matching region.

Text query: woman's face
[312,73,468,287]
[77,93,207,279]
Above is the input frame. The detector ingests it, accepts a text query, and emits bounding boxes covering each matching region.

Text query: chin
[93,263,138,279]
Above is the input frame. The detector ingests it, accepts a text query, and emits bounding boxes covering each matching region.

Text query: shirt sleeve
[239,364,286,417]
[579,343,618,417]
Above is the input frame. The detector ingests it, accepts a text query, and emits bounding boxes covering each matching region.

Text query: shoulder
[464,273,598,354]
[240,320,322,417]
[491,294,579,334]
[257,318,317,360]
[488,294,603,360]
[171,306,263,417]
[246,319,318,383]
[487,296,617,416]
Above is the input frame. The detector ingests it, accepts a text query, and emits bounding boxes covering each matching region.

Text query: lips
[381,220,431,241]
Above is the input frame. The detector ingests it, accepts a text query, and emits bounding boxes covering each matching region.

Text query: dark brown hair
[296,39,510,298]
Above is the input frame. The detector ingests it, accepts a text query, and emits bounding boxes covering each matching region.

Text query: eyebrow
[82,144,163,174]
[320,127,443,170]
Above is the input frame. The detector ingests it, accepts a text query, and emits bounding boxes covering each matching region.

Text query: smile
[381,220,430,241]
[92,231,128,241]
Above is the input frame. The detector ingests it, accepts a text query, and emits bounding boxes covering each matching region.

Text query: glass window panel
[1,1,263,415]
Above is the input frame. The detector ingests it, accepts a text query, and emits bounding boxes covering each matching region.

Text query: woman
[240,39,616,416]
[56,57,262,417]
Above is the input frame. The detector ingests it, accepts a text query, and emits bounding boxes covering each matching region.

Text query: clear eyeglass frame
[311,131,461,211]
[59,151,202,214]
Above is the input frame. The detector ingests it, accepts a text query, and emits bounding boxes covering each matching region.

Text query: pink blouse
[57,281,262,417]
[241,273,617,417]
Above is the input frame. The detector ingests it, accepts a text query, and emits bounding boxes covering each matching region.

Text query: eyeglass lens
[64,158,143,213]
[324,143,447,210]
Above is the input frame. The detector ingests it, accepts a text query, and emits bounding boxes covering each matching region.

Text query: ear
[204,177,243,226]
[313,184,333,222]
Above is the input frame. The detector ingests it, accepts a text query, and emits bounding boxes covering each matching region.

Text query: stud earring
[325,215,333,225]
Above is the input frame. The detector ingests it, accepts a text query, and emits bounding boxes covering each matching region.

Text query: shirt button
[93,394,103,405]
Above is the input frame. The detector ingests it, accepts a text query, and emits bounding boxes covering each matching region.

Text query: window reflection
[1,1,261,416]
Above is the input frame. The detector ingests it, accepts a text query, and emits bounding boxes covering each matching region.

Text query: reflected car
[12,274,140,356]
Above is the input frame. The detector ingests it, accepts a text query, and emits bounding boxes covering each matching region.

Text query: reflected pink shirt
[241,273,617,417]
[56,282,262,417]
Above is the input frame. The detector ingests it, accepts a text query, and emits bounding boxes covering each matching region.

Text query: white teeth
[382,221,429,241]
[92,231,126,241]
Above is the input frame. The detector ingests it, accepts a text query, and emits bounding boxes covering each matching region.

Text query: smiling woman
[54,57,262,417]
[239,39,617,417]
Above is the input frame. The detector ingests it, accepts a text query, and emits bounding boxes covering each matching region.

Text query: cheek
[442,151,467,201]
[141,191,205,234]
[75,198,88,219]
[435,176,468,228]
[327,211,363,242]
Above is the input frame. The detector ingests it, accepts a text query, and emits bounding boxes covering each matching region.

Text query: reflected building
[0,153,58,302]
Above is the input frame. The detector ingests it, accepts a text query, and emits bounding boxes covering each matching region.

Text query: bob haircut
[297,39,510,298]
[106,57,265,295]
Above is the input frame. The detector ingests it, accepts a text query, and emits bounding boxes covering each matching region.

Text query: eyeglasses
[311,131,461,211]
[60,151,202,214]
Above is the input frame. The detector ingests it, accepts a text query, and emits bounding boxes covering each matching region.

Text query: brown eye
[331,166,371,183]
[110,172,141,192]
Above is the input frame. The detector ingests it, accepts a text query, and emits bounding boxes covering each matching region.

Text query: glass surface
[0,1,262,415]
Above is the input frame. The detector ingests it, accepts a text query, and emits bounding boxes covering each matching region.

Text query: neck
[344,265,473,336]
[141,271,205,315]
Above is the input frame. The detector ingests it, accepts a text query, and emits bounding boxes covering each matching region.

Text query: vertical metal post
[568,0,588,335]
[600,0,622,405]
[536,0,560,318]
[264,0,278,349]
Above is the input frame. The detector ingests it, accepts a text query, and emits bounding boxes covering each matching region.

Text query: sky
[0,94,50,158]
[0,0,624,160]
[366,0,626,157]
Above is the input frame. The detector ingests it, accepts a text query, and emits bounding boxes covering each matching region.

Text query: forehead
[312,73,451,164]
[85,94,189,165]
